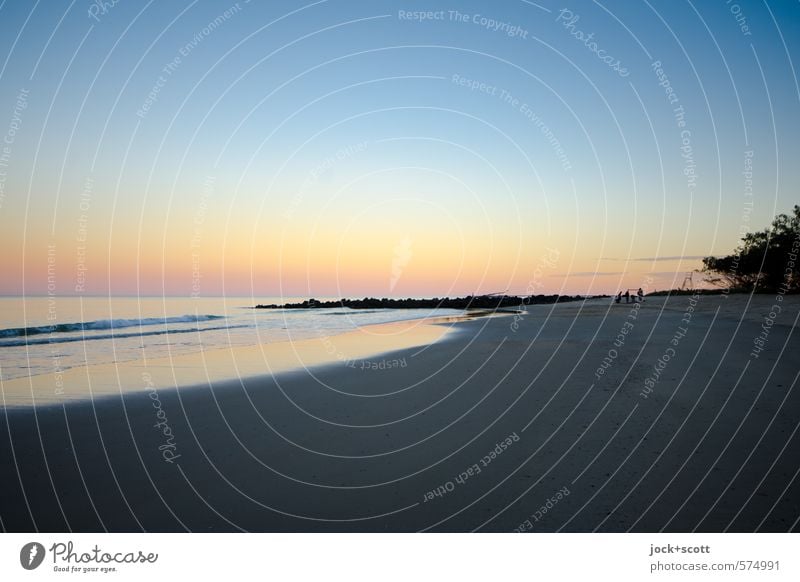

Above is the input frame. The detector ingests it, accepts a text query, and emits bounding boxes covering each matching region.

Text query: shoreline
[0,310,501,408]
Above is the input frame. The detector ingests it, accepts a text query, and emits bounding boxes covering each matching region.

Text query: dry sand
[1,294,798,532]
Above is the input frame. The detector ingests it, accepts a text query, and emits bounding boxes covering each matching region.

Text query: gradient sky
[0,0,798,297]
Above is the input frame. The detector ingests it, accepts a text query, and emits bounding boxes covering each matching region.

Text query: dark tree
[702,205,800,292]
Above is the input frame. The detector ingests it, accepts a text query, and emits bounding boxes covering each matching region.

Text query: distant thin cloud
[599,256,705,262]
[553,269,690,278]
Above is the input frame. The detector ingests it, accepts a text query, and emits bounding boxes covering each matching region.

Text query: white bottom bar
[1,533,797,581]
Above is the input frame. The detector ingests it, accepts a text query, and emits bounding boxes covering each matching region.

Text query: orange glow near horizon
[0,180,709,298]
[0,215,705,298]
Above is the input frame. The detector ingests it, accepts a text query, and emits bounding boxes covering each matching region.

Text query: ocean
[0,296,462,383]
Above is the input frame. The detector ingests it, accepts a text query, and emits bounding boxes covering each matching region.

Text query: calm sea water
[0,297,462,382]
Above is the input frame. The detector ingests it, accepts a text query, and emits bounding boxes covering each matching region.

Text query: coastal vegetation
[702,205,800,293]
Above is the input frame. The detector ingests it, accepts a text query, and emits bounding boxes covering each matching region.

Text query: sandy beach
[1,294,798,532]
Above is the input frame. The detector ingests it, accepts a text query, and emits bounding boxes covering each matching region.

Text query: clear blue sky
[0,0,798,296]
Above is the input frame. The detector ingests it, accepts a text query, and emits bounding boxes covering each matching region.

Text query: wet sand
[0,316,454,407]
[1,294,799,532]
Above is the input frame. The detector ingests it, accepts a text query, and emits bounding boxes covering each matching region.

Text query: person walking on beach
[624,290,630,304]
[637,288,644,303]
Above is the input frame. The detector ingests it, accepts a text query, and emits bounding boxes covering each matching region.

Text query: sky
[0,0,798,297]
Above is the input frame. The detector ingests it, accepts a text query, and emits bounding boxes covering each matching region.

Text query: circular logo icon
[20,542,45,570]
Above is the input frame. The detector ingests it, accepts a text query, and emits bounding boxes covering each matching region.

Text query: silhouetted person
[615,292,622,304]
[624,290,630,303]
[637,288,644,303]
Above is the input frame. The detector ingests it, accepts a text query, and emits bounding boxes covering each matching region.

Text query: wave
[0,314,226,339]
[0,323,248,348]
